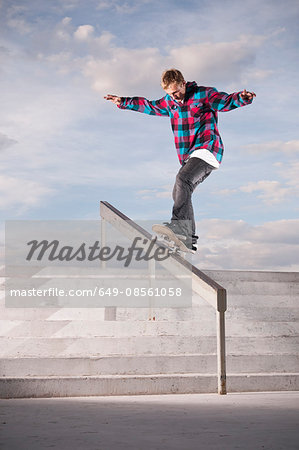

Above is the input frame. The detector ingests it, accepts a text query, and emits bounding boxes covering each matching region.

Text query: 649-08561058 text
[9,286,183,298]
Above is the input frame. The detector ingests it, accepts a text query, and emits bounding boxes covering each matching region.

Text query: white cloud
[4,3,32,34]
[137,185,173,200]
[74,25,95,41]
[249,219,299,244]
[55,17,73,41]
[62,17,72,26]
[167,34,265,83]
[40,27,267,95]
[85,34,265,94]
[215,142,299,204]
[194,218,299,270]
[0,175,55,212]
[240,180,290,204]
[283,161,299,189]
[82,45,162,95]
[242,140,299,154]
[244,159,299,204]
[218,177,299,206]
[7,18,32,34]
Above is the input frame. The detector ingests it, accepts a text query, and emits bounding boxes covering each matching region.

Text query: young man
[104,69,256,251]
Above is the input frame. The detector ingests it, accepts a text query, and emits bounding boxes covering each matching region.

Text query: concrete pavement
[1,392,299,449]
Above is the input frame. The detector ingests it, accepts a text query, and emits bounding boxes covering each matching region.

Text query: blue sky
[1,0,299,270]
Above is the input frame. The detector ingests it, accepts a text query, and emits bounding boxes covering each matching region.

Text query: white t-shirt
[189,148,220,169]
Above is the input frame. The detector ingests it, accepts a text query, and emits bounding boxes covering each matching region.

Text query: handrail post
[148,258,156,320]
[101,216,116,321]
[217,308,227,394]
[101,217,106,270]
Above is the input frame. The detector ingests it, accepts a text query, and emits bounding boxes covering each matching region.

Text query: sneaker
[185,240,198,253]
[185,234,198,253]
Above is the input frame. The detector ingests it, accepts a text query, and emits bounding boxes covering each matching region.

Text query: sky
[0,0,299,270]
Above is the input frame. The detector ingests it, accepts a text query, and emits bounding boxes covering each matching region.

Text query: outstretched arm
[104,93,169,116]
[207,87,256,112]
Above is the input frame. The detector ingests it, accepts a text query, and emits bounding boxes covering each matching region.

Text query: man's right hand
[104,94,122,105]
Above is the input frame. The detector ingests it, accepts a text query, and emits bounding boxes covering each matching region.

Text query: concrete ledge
[0,374,218,398]
[1,354,299,377]
[229,373,299,392]
[203,270,299,282]
[1,373,299,399]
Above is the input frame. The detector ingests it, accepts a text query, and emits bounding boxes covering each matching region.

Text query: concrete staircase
[205,270,299,393]
[0,271,298,398]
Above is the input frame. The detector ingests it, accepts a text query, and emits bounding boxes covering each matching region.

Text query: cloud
[215,144,299,205]
[0,133,18,151]
[83,34,265,94]
[137,185,173,200]
[194,218,299,270]
[240,180,290,204]
[4,2,32,34]
[218,177,298,206]
[38,23,267,96]
[82,45,163,95]
[7,18,32,35]
[74,25,95,41]
[167,34,265,82]
[54,16,73,41]
[282,161,299,189]
[96,0,151,14]
[0,175,55,212]
[242,140,299,155]
[260,160,299,204]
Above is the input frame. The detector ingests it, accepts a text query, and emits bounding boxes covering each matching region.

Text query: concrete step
[0,307,106,321]
[0,335,298,358]
[203,271,299,296]
[1,354,298,377]
[226,306,299,322]
[226,294,299,308]
[1,319,298,338]
[1,304,298,322]
[0,305,214,321]
[0,336,217,357]
[1,372,299,399]
[0,319,216,338]
[203,270,299,282]
[0,355,216,377]
[211,280,299,296]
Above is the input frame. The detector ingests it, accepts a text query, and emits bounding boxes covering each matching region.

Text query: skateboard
[152,224,192,254]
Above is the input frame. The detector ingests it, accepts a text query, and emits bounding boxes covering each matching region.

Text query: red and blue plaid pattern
[118,81,253,165]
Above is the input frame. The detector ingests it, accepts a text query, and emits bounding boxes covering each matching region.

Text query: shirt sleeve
[118,96,169,116]
[207,87,253,112]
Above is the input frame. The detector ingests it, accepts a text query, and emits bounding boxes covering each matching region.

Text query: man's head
[161,68,186,102]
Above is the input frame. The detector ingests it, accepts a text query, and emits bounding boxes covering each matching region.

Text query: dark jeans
[171,157,214,241]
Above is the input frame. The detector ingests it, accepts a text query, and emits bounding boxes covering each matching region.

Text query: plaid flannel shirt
[118,81,253,165]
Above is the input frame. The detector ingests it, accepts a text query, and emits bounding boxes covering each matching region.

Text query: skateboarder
[104,68,256,252]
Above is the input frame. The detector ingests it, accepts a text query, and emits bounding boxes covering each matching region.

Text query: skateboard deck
[152,224,191,253]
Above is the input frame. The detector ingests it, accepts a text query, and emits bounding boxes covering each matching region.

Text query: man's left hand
[240,89,256,101]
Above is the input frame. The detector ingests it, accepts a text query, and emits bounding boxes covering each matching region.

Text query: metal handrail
[100,201,227,395]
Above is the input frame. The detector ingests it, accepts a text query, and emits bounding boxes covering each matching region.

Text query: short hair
[161,68,185,89]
